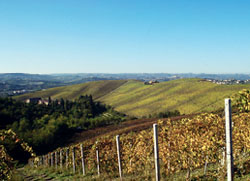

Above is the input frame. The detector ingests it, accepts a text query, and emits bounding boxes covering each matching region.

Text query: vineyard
[2,89,250,180]
[28,111,250,180]
[0,129,35,180]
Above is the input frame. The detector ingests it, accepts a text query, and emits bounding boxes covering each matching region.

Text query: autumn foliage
[34,111,250,179]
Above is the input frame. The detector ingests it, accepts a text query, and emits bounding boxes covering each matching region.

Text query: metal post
[116,135,122,180]
[153,124,160,181]
[225,98,234,181]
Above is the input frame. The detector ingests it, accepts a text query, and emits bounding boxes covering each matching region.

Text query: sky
[0,0,250,74]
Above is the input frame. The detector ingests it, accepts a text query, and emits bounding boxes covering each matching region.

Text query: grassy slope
[16,80,128,101]
[98,78,250,116]
[16,78,250,117]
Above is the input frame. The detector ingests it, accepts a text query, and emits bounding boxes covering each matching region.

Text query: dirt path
[14,168,55,181]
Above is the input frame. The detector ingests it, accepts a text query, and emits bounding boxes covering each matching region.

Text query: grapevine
[37,111,250,179]
[0,129,35,180]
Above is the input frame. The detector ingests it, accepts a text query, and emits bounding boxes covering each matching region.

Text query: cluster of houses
[26,97,49,105]
[12,90,27,94]
[3,89,30,96]
[206,79,250,85]
[144,80,159,85]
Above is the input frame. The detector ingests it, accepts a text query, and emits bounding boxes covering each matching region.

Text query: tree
[48,96,52,105]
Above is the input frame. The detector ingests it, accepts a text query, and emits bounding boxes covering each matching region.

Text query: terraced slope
[16,79,250,117]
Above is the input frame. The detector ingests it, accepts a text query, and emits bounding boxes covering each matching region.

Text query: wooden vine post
[204,155,208,175]
[225,98,234,181]
[48,154,50,167]
[38,157,40,166]
[116,135,122,180]
[66,148,69,169]
[31,159,34,168]
[80,144,86,176]
[55,151,58,169]
[47,154,49,167]
[51,152,54,167]
[60,149,63,169]
[41,156,43,166]
[42,156,44,166]
[40,156,42,166]
[167,143,170,174]
[221,147,225,166]
[72,147,76,173]
[153,124,160,181]
[96,147,100,176]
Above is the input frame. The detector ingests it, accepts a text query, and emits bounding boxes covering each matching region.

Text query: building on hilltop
[38,99,49,105]
[26,97,42,104]
[144,80,159,85]
[26,97,49,105]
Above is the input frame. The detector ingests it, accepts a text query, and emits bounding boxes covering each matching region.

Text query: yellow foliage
[37,112,250,177]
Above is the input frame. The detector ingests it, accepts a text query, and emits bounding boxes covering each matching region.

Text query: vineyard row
[29,99,250,180]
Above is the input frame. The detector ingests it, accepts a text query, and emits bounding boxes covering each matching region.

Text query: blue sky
[0,0,250,74]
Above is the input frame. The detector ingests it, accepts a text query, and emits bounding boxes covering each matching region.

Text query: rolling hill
[16,80,128,101]
[16,78,250,117]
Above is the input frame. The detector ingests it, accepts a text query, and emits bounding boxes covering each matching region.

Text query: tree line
[0,95,125,163]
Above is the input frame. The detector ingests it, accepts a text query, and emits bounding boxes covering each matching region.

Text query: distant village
[205,79,250,85]
[5,89,30,96]
[143,78,250,85]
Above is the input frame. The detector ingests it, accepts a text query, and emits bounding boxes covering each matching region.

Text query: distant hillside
[16,80,128,101]
[16,79,250,117]
[0,73,118,97]
[4,72,250,97]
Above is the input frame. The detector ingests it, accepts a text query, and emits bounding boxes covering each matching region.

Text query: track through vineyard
[14,167,55,181]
